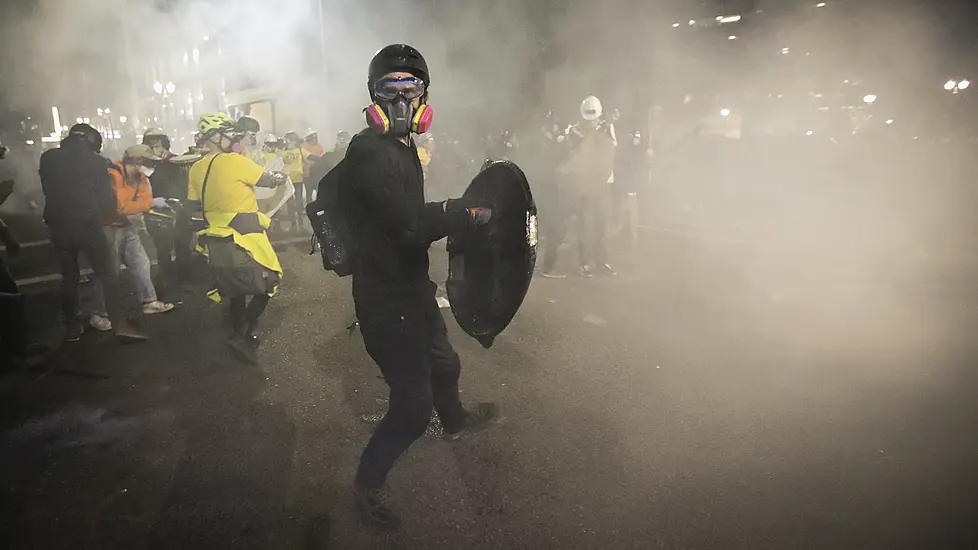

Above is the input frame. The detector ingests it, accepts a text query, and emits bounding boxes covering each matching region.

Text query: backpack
[306,155,356,276]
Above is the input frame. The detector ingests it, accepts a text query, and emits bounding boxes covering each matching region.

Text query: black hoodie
[38,138,116,228]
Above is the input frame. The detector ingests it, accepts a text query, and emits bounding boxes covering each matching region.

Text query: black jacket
[148,159,190,201]
[340,131,468,299]
[38,139,116,228]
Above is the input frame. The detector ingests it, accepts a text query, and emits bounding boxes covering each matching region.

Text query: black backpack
[306,155,356,276]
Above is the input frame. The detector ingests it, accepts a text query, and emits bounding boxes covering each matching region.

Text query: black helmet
[237,115,260,134]
[67,123,103,152]
[368,44,429,94]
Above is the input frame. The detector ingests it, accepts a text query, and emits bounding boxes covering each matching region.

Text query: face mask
[365,96,433,137]
[138,165,155,177]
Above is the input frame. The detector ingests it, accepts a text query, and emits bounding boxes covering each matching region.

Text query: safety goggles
[373,76,426,101]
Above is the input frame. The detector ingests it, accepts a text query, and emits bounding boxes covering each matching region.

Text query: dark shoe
[354,482,398,526]
[579,265,594,278]
[65,323,84,342]
[443,402,500,442]
[227,335,258,364]
[114,321,149,343]
[596,263,617,276]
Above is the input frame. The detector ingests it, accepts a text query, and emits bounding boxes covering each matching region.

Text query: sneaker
[579,265,594,278]
[443,402,500,442]
[66,323,85,342]
[90,314,113,332]
[353,482,398,526]
[142,301,175,315]
[541,270,566,279]
[596,263,617,276]
[114,320,149,343]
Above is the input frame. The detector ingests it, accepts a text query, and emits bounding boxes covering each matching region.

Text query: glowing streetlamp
[165,82,176,94]
[672,22,680,28]
[862,94,877,104]
[154,81,163,94]
[119,116,128,123]
[944,79,970,93]
[816,2,826,7]
[720,108,731,117]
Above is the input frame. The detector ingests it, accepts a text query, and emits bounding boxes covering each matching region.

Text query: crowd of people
[0,42,656,527]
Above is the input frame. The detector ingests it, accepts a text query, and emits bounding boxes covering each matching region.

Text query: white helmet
[581,95,603,121]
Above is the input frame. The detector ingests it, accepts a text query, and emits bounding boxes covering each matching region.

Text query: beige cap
[123,144,162,161]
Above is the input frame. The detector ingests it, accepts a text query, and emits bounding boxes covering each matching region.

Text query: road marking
[13,236,310,287]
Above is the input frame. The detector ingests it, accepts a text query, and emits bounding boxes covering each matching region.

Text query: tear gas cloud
[1,0,976,374]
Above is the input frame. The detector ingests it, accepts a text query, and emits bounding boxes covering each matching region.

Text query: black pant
[354,287,465,489]
[541,200,570,272]
[147,214,193,285]
[49,221,126,325]
[0,255,29,358]
[288,181,307,227]
[229,294,270,335]
[576,191,608,267]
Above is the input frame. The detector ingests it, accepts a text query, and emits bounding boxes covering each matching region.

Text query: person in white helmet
[552,95,618,277]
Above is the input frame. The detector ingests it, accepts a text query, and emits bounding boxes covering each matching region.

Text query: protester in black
[142,128,195,290]
[38,124,147,342]
[340,44,497,525]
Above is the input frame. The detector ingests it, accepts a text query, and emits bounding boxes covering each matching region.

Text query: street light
[97,108,103,116]
[816,2,826,7]
[104,108,111,114]
[672,22,680,28]
[154,81,163,94]
[944,79,969,93]
[863,94,877,104]
[119,116,128,123]
[720,108,731,117]
[728,35,737,40]
[165,82,176,94]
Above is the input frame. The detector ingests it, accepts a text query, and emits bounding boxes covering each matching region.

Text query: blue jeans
[92,223,157,316]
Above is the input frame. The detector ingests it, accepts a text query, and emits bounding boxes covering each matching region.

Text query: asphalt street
[1,233,977,549]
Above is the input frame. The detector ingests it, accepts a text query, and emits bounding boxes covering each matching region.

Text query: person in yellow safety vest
[417,135,432,175]
[279,132,306,233]
[187,112,287,364]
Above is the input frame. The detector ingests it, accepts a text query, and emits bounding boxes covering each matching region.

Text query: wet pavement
[2,234,977,549]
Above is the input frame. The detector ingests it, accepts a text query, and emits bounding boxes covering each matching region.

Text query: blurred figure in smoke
[188,113,286,364]
[417,134,433,177]
[533,111,574,278]
[280,131,306,233]
[612,129,651,248]
[259,134,282,168]
[301,129,325,200]
[92,144,176,331]
[237,115,261,162]
[1,164,49,367]
[555,95,618,277]
[38,124,148,342]
[306,130,350,192]
[342,44,498,525]
[142,128,195,291]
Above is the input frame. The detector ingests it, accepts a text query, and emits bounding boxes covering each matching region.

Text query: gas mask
[365,76,433,137]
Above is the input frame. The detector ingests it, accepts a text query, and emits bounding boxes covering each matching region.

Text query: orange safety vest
[107,162,153,221]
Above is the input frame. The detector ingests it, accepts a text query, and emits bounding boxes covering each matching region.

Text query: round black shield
[446,161,538,348]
